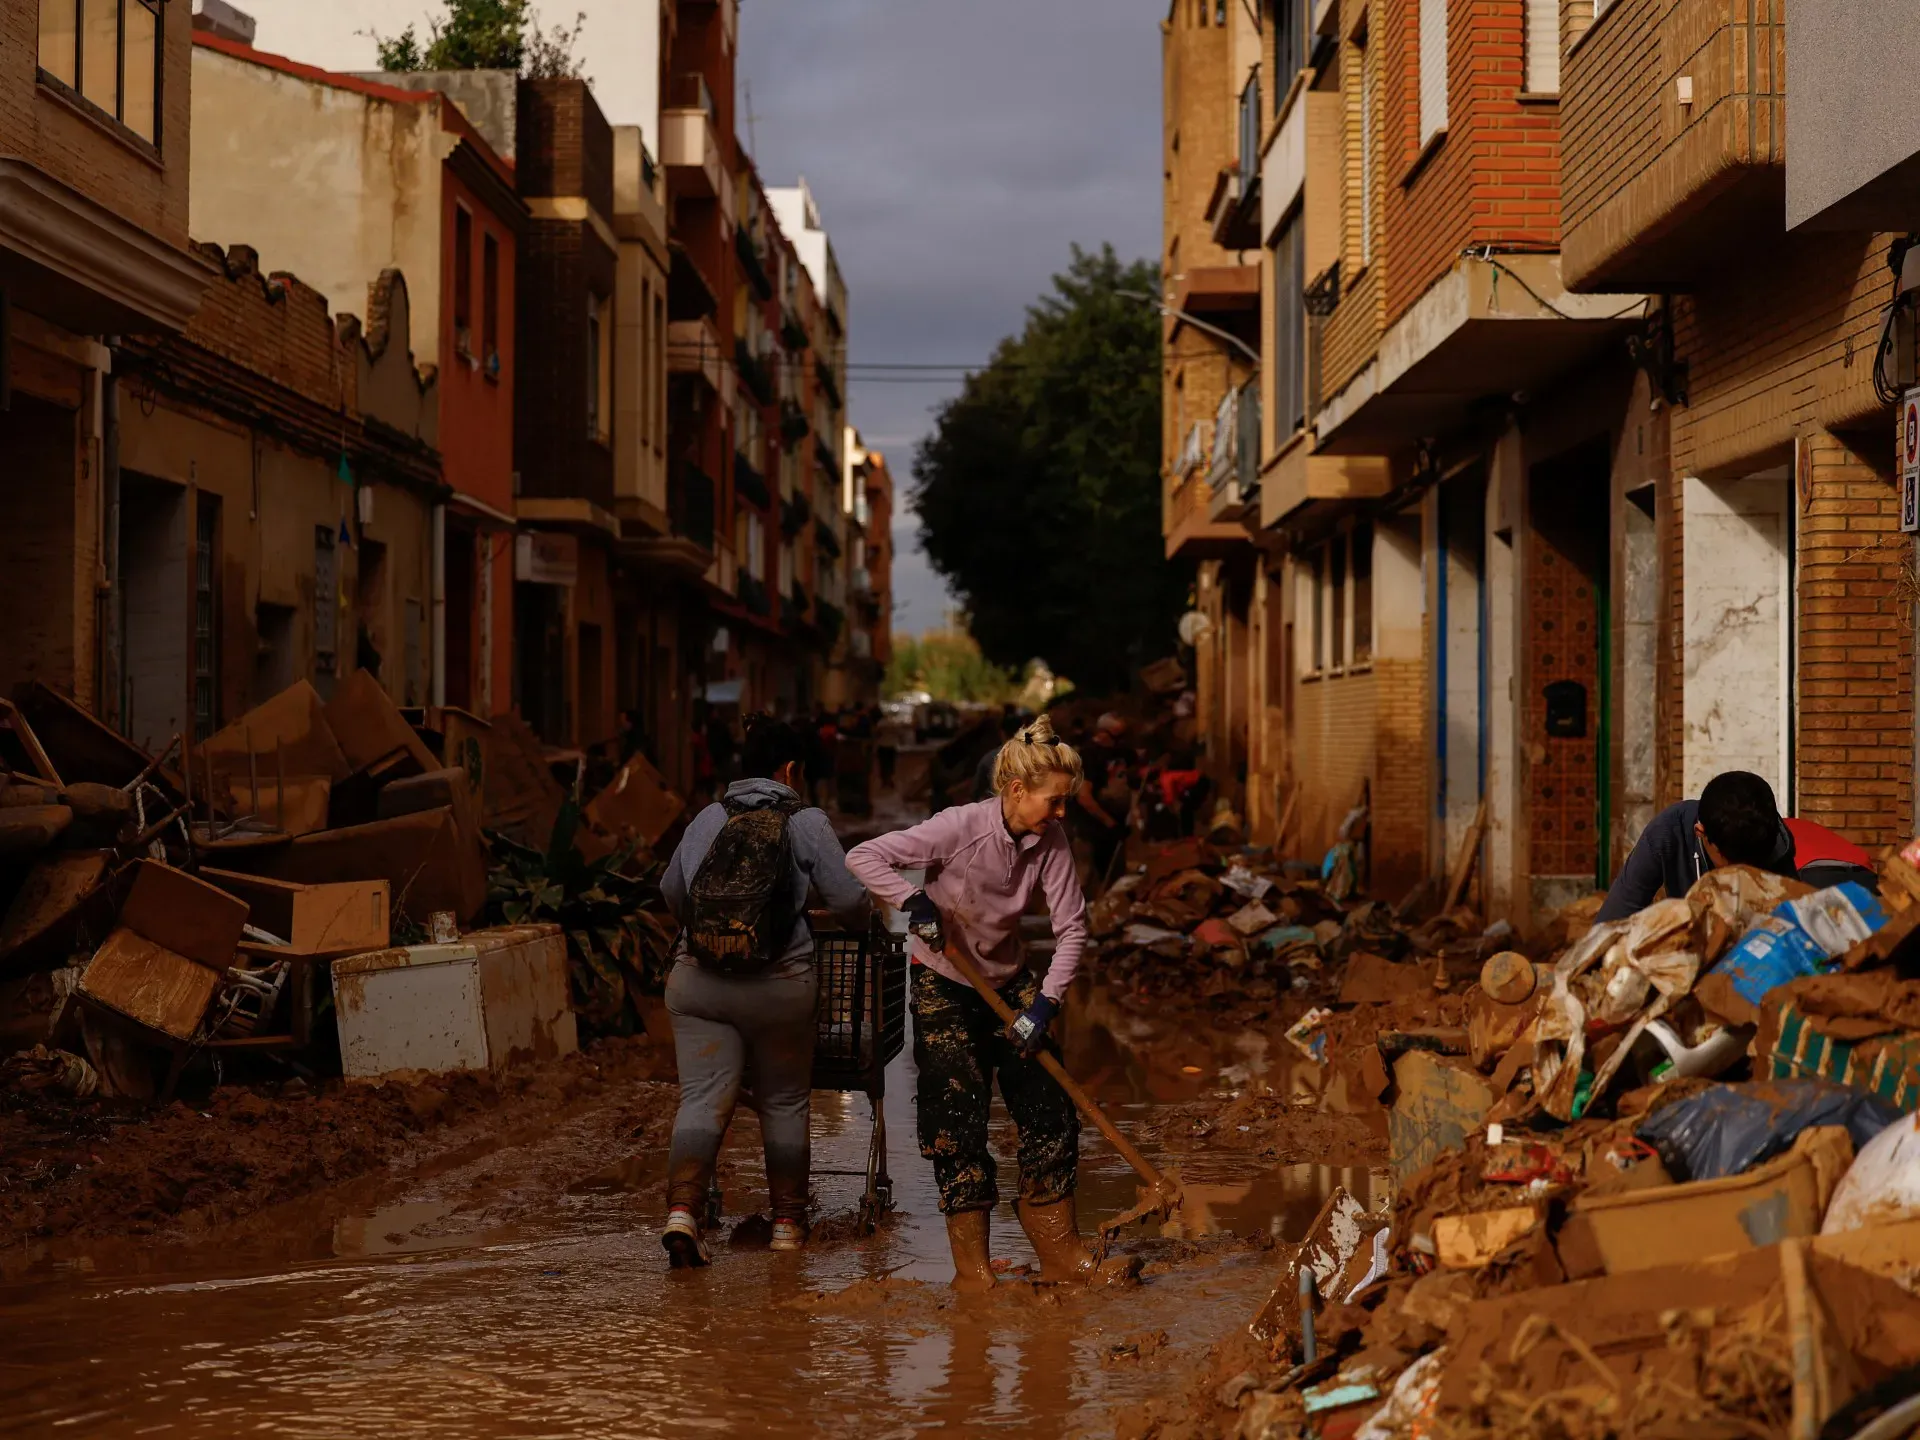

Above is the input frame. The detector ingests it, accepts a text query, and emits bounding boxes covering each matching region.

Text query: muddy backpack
[685,797,807,975]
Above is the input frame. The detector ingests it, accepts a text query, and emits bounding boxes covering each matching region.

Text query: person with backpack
[845,715,1128,1291]
[658,716,870,1267]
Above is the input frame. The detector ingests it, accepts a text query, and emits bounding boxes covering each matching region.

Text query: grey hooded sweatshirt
[661,777,871,967]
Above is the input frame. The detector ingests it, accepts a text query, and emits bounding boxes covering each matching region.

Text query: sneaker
[661,1207,711,1268]
[769,1219,807,1253]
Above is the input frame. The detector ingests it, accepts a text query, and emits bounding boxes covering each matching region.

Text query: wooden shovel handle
[941,943,1170,1192]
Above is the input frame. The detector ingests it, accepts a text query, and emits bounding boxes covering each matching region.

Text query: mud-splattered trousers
[912,965,1079,1214]
[665,959,818,1223]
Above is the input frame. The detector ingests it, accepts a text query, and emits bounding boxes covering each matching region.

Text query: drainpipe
[101,351,122,728]
[431,503,447,707]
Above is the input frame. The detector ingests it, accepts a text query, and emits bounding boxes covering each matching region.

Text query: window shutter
[1418,0,1448,145]
[1525,0,1560,94]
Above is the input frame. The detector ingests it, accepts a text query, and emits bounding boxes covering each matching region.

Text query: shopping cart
[808,914,908,1231]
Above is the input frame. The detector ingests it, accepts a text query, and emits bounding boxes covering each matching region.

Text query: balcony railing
[1238,72,1262,201]
[735,225,774,301]
[666,72,716,125]
[814,434,838,476]
[780,398,811,449]
[814,516,842,560]
[780,490,810,538]
[735,340,774,406]
[814,356,842,410]
[737,571,770,616]
[734,449,771,509]
[673,462,716,551]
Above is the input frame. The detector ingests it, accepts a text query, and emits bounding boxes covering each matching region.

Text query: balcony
[669,317,725,392]
[625,460,717,575]
[1312,253,1644,455]
[734,448,771,509]
[662,73,723,200]
[735,225,774,301]
[779,398,810,449]
[1206,384,1262,524]
[735,340,774,406]
[1208,74,1264,250]
[1164,469,1248,561]
[1560,0,1784,292]
[814,357,842,410]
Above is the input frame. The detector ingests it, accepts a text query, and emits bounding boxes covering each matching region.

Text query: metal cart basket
[809,916,907,1230]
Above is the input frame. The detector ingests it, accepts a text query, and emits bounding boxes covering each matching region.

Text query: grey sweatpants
[664,959,818,1223]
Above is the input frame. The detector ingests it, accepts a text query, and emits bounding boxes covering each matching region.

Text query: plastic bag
[1821,1112,1920,1234]
[1637,1077,1904,1184]
[1705,882,1884,1016]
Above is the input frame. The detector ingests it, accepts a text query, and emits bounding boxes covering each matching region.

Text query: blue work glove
[1009,995,1060,1057]
[903,890,944,951]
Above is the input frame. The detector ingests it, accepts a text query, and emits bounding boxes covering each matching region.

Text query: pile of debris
[1203,849,1920,1440]
[0,677,684,1105]
[1088,833,1498,1037]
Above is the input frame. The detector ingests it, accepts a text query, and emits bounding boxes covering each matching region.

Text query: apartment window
[454,206,473,357]
[1215,0,1227,23]
[587,293,612,443]
[1418,0,1448,146]
[1352,522,1374,664]
[1271,212,1306,437]
[1525,0,1560,93]
[1309,547,1325,672]
[1359,37,1376,267]
[1274,0,1302,94]
[652,292,666,450]
[38,0,162,145]
[481,230,500,376]
[1329,537,1348,670]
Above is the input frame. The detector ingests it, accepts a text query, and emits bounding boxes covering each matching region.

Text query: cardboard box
[1387,1050,1495,1185]
[1568,1125,1854,1274]
[202,681,351,785]
[0,850,110,972]
[1435,1205,1543,1269]
[331,923,575,1079]
[78,861,248,1041]
[324,668,440,776]
[200,869,390,957]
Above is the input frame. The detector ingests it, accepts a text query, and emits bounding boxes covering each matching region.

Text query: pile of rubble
[0,678,684,1105]
[1184,847,1920,1440]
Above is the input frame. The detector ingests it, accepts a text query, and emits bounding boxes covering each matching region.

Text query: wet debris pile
[0,678,685,1112]
[1089,832,1503,1039]
[1191,848,1920,1440]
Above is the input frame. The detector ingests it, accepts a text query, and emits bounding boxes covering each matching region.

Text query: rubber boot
[945,1208,997,1292]
[1017,1195,1141,1287]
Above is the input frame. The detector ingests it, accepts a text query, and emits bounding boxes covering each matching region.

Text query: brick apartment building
[111,246,443,749]
[1166,0,1920,924]
[188,34,525,721]
[1160,0,1266,832]
[846,432,897,688]
[1,0,210,718]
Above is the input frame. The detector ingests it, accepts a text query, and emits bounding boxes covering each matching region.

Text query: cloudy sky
[227,0,1163,636]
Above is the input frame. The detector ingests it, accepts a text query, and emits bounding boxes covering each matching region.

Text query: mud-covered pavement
[0,978,1384,1437]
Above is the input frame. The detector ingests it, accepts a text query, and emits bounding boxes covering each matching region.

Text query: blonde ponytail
[991,713,1084,796]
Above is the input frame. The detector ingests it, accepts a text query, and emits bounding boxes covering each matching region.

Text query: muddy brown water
[0,980,1383,1436]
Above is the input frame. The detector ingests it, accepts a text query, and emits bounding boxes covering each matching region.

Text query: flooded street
[0,996,1383,1438]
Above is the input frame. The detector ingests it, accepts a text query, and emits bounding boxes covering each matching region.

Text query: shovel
[940,942,1184,1235]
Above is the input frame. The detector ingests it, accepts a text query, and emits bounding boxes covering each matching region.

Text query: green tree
[884,629,1018,704]
[372,0,585,78]
[913,245,1183,696]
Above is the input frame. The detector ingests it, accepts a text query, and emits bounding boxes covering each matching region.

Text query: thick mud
[0,979,1385,1438]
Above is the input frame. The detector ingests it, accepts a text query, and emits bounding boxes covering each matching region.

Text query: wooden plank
[1443,799,1488,914]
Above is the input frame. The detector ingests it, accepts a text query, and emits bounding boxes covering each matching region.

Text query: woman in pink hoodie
[846,715,1122,1289]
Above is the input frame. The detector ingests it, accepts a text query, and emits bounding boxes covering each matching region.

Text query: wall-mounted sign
[515,532,578,587]
[1902,391,1920,534]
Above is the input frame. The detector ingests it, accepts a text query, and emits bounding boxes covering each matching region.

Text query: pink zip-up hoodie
[845,799,1089,1001]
